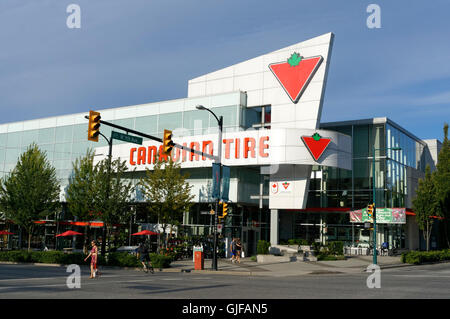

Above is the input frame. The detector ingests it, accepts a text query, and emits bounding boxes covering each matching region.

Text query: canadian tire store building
[0,33,443,254]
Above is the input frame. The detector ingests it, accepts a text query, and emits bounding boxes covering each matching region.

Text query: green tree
[65,149,97,253]
[94,157,135,255]
[434,123,450,248]
[0,144,60,251]
[140,158,194,252]
[412,165,439,251]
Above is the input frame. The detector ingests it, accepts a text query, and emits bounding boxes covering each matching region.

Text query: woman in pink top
[84,240,98,279]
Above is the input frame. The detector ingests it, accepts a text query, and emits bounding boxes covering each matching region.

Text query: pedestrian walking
[84,240,99,279]
[230,238,237,263]
[236,238,242,264]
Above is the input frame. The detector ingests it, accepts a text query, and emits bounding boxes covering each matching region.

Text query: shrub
[0,251,85,264]
[0,250,172,268]
[107,252,140,267]
[150,253,172,268]
[311,242,321,256]
[257,240,271,255]
[327,241,344,256]
[317,254,346,261]
[287,239,309,246]
[401,249,450,264]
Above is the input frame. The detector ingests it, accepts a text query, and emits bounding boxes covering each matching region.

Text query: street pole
[99,132,113,256]
[195,105,222,271]
[212,116,223,271]
[372,145,377,265]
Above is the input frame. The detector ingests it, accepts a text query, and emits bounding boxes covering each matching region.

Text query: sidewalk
[167,255,406,277]
[0,255,408,277]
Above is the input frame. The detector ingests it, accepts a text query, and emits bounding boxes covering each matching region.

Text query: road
[0,263,449,299]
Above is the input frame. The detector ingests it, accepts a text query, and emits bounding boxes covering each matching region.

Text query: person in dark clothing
[137,241,151,271]
[236,238,242,264]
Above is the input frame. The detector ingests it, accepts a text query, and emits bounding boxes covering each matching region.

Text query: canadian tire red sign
[301,133,331,161]
[269,52,323,103]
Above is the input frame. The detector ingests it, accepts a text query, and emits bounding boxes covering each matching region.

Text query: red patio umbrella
[0,231,14,235]
[131,230,159,236]
[55,230,83,237]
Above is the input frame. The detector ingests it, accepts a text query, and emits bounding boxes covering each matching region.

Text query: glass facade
[286,119,435,249]
[0,92,246,186]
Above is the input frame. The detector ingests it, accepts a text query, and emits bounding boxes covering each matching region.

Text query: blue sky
[1,0,449,140]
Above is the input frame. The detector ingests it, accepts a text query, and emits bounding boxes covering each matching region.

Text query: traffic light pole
[98,132,113,256]
[372,145,377,265]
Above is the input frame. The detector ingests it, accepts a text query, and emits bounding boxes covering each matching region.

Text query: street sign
[217,224,223,234]
[111,131,143,145]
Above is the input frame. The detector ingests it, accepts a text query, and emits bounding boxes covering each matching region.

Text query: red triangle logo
[301,133,331,161]
[269,53,323,103]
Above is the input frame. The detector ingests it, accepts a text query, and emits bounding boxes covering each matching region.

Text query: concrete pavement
[167,255,408,277]
[0,255,417,278]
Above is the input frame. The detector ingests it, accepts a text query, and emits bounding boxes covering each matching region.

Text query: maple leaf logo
[287,52,303,67]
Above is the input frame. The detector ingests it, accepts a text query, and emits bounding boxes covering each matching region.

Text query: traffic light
[222,202,228,218]
[367,203,374,219]
[163,129,174,156]
[88,110,101,142]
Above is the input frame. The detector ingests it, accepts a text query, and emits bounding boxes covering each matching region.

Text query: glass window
[71,142,91,159]
[7,132,22,147]
[243,107,261,129]
[38,144,54,162]
[183,110,209,135]
[38,128,55,144]
[135,115,158,134]
[0,147,5,164]
[353,159,370,189]
[21,130,39,147]
[4,148,20,164]
[370,124,385,157]
[158,113,182,133]
[0,134,6,146]
[72,124,86,142]
[54,143,72,160]
[113,118,134,130]
[209,105,238,128]
[353,125,369,158]
[55,126,73,143]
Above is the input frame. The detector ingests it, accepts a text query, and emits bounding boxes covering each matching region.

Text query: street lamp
[196,105,223,271]
[372,146,401,265]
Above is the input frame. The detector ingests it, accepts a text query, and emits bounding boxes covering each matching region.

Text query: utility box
[194,251,204,270]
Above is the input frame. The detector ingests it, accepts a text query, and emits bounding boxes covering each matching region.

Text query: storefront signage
[350,208,406,224]
[270,181,292,194]
[301,133,331,161]
[269,52,323,104]
[94,128,352,172]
